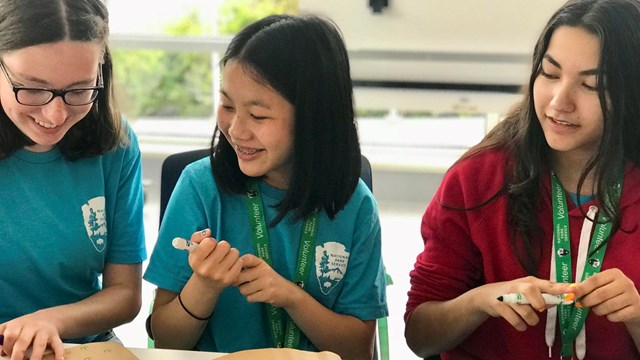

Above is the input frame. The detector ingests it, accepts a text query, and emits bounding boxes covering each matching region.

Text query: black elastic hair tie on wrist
[178,292,213,321]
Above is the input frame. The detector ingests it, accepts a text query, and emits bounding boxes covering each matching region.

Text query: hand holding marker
[497,292,575,306]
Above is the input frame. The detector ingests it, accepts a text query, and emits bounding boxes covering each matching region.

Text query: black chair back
[159,148,210,225]
[359,154,373,192]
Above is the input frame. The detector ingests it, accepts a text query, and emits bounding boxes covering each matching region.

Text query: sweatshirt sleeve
[405,152,507,321]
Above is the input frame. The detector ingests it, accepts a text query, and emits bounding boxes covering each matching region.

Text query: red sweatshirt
[406,149,640,359]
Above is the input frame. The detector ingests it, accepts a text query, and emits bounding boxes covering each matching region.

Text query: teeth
[551,117,574,126]
[237,145,260,155]
[35,119,57,129]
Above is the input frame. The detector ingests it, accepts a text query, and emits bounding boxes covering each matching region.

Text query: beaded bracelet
[178,293,212,321]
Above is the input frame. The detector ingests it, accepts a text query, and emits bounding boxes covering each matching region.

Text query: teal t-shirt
[144,158,388,353]
[568,192,594,205]
[0,125,147,343]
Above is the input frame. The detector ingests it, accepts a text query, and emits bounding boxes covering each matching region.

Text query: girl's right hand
[187,229,243,292]
[0,311,64,360]
[475,276,573,331]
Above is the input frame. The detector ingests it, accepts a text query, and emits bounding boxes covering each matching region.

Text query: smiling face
[533,26,604,166]
[216,61,296,190]
[0,41,103,153]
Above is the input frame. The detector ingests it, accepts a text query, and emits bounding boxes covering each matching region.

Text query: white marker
[497,293,575,306]
[172,237,198,252]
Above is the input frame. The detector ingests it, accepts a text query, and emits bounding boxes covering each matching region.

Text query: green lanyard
[551,174,621,357]
[246,181,318,348]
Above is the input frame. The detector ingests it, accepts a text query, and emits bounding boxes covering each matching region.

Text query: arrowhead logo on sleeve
[315,242,350,295]
[82,196,107,252]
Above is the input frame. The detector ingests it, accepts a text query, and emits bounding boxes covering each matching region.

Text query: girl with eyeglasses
[0,1,146,359]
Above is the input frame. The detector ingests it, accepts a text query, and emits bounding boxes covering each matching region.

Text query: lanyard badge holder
[549,174,622,359]
[246,181,318,348]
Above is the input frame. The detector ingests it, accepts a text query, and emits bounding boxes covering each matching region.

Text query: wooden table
[0,345,226,359]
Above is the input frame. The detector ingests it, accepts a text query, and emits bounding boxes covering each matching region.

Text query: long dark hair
[451,0,640,274]
[0,0,123,160]
[211,14,361,225]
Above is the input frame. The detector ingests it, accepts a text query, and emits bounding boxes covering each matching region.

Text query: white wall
[301,0,566,114]
[301,0,563,53]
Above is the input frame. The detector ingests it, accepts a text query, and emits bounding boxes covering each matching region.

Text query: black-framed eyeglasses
[0,59,103,106]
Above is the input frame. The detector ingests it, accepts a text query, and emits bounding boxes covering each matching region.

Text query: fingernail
[570,283,578,288]
[538,307,545,312]
[200,229,207,236]
[576,301,583,308]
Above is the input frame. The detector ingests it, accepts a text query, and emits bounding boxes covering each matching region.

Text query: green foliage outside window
[217,0,298,35]
[112,11,213,118]
[112,1,298,120]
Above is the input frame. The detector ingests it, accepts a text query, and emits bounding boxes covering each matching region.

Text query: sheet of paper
[42,342,139,360]
[216,348,340,360]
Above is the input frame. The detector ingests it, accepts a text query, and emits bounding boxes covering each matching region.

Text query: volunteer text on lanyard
[246,181,318,349]
[550,173,621,358]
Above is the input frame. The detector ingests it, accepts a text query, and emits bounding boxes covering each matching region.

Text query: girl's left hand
[235,254,300,308]
[572,268,640,324]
